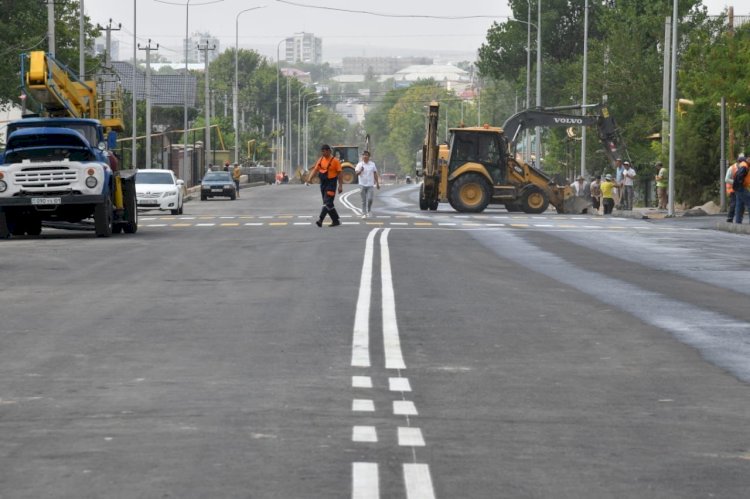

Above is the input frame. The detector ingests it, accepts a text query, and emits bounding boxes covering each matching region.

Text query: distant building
[280,67,312,84]
[284,33,322,64]
[342,57,433,76]
[94,37,120,62]
[183,32,220,64]
[393,64,470,91]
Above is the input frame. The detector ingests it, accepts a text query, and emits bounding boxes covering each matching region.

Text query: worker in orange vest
[725,155,741,222]
[732,154,750,224]
[306,144,343,227]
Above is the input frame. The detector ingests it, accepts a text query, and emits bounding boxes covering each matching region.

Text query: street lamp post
[301,93,319,166]
[536,0,542,166]
[580,0,589,177]
[234,6,265,165]
[155,0,224,184]
[275,38,285,172]
[304,102,321,169]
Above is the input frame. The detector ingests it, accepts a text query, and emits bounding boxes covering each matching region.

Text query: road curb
[714,220,750,235]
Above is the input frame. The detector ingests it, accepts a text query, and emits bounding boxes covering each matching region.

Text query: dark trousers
[318,178,340,223]
[734,189,750,224]
[603,197,615,215]
[727,192,736,222]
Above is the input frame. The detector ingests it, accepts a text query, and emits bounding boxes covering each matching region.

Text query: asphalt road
[1,182,749,499]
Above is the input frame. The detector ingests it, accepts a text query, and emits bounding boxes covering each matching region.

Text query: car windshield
[8,123,99,147]
[136,172,174,185]
[204,173,231,181]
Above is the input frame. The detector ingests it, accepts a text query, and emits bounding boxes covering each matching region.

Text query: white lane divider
[352,229,380,367]
[341,188,364,216]
[403,464,436,499]
[380,229,406,370]
[353,463,380,499]
[350,228,435,499]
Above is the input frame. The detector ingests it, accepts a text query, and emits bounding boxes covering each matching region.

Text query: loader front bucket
[562,196,593,214]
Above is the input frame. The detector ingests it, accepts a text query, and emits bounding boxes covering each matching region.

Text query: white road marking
[178,217,196,220]
[352,399,375,412]
[352,427,378,443]
[146,224,167,227]
[398,427,425,447]
[403,464,435,499]
[352,229,379,367]
[293,222,310,226]
[393,400,418,416]
[352,462,379,499]
[244,222,263,226]
[391,222,408,226]
[381,229,406,370]
[438,223,456,226]
[352,376,372,388]
[389,377,411,392]
[195,223,215,227]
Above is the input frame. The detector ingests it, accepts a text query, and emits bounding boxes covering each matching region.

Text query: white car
[135,169,185,215]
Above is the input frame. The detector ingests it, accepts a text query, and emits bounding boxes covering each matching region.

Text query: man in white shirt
[621,160,636,210]
[355,151,380,218]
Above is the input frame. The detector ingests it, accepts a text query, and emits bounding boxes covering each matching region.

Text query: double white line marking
[352,228,405,369]
[351,228,435,499]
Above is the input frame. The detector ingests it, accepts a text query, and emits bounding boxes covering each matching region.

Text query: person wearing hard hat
[600,173,616,215]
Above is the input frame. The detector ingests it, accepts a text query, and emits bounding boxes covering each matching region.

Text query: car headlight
[85,176,98,188]
[162,190,178,197]
[225,184,234,189]
[0,180,6,193]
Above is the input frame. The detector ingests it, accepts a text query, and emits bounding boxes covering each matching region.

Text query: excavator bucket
[562,196,593,214]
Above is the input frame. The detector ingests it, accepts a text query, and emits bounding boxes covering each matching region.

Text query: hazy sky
[85,0,743,62]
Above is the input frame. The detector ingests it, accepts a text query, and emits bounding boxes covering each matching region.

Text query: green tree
[0,0,100,108]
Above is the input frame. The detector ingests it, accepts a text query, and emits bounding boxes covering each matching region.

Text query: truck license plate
[211,188,222,192]
[31,197,61,205]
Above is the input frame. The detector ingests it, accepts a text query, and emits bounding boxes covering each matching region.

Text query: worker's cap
[321,144,331,151]
[738,153,746,161]
[623,161,630,165]
[605,174,613,180]
[577,175,585,180]
[616,157,622,162]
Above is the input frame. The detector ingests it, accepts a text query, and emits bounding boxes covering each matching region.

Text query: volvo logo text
[553,118,585,124]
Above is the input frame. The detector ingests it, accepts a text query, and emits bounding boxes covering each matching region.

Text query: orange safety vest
[727,163,738,195]
[739,161,750,190]
[315,156,341,179]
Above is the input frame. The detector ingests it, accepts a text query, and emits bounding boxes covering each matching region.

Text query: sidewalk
[609,206,750,235]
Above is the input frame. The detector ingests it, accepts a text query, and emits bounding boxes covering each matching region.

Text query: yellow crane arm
[25,51,97,119]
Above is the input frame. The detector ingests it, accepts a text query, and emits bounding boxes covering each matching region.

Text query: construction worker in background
[655,161,668,210]
[306,144,342,227]
[732,154,750,224]
[724,155,742,222]
[232,163,241,198]
[600,174,616,215]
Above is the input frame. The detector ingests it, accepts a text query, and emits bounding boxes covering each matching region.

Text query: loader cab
[448,129,507,185]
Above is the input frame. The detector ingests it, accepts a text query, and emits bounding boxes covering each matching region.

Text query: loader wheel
[429,197,439,211]
[449,173,491,213]
[520,186,549,214]
[95,198,113,237]
[419,183,429,210]
[340,167,357,184]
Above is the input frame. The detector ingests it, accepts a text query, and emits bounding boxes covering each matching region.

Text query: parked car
[135,169,185,215]
[201,171,236,200]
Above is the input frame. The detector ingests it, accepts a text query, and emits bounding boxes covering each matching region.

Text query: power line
[275,0,501,19]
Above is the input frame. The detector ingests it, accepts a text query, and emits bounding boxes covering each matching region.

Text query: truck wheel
[95,198,113,237]
[419,183,429,210]
[0,211,11,239]
[449,173,491,213]
[520,186,549,214]
[11,218,26,236]
[122,184,138,234]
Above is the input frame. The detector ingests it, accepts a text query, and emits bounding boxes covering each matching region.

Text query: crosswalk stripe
[403,464,436,499]
[352,463,379,499]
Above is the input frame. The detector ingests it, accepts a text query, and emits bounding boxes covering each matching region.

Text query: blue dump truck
[0,51,137,238]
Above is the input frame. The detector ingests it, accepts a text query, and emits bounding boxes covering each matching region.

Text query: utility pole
[47,1,55,57]
[101,19,122,67]
[138,39,159,169]
[667,1,678,217]
[79,0,85,79]
[197,41,216,170]
[132,0,137,167]
[662,16,671,159]
[580,0,589,177]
